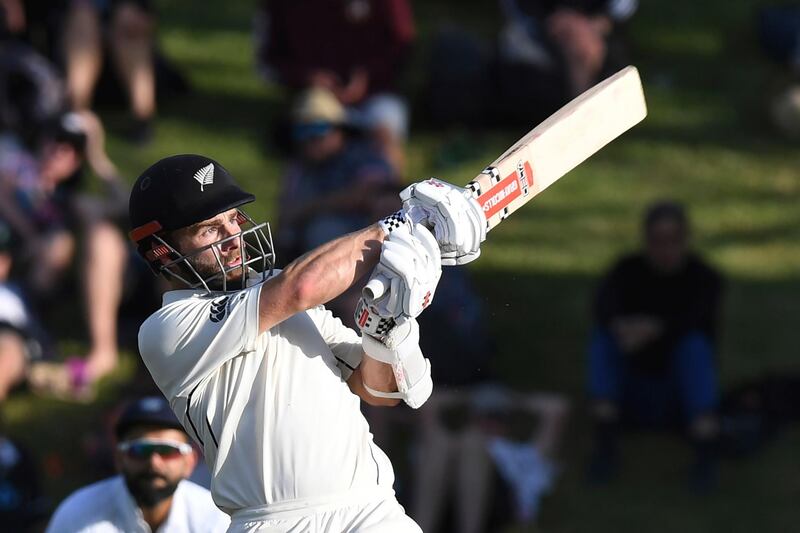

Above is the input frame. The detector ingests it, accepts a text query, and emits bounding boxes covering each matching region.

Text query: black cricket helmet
[129,154,274,291]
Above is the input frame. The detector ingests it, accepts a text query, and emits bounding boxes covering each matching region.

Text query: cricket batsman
[128,154,485,532]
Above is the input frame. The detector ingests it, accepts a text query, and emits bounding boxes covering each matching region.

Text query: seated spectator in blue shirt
[277,87,398,255]
[587,200,723,489]
[276,88,398,326]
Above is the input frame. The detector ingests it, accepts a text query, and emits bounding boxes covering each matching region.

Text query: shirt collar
[162,270,272,306]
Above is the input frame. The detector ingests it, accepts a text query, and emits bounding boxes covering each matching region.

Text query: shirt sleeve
[138,285,262,399]
[45,485,103,533]
[45,500,77,533]
[306,305,363,372]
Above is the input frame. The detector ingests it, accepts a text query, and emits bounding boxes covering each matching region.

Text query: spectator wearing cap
[0,110,129,401]
[276,88,398,327]
[277,87,398,258]
[586,200,723,489]
[46,396,230,533]
[255,0,415,172]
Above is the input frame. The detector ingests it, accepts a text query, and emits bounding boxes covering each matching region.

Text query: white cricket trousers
[227,488,422,533]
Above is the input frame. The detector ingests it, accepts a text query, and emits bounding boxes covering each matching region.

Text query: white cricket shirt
[45,476,229,533]
[138,274,394,515]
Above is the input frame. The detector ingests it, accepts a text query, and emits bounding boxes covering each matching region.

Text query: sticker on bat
[477,161,534,219]
[517,160,530,197]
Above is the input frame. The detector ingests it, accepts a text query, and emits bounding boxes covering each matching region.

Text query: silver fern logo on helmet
[193,163,215,191]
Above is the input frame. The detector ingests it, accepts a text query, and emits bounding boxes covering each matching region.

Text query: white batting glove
[364,224,441,320]
[354,297,396,339]
[400,178,487,266]
[361,317,433,409]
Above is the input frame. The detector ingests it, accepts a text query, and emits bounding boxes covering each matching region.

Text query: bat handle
[363,274,389,301]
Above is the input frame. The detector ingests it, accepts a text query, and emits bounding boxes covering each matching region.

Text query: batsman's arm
[347,365,401,407]
[310,305,400,407]
[258,224,384,333]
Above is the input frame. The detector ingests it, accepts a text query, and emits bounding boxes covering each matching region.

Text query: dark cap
[43,112,87,155]
[644,200,688,232]
[114,396,186,440]
[128,154,255,241]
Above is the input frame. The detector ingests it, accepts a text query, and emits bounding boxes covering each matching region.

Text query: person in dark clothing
[256,0,413,103]
[493,0,636,123]
[276,87,399,331]
[586,200,723,489]
[255,0,415,172]
[0,432,47,533]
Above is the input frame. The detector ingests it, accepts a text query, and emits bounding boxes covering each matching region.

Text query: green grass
[5,0,800,531]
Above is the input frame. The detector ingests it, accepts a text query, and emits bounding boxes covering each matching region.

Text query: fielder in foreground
[128,154,483,532]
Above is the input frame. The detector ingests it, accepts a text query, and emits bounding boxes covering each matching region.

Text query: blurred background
[1,0,800,532]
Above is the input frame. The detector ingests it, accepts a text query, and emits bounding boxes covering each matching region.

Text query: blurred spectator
[0,220,48,531]
[718,373,800,458]
[0,1,69,58]
[277,88,398,252]
[412,386,568,533]
[494,0,637,122]
[0,42,66,146]
[256,0,415,171]
[758,5,800,138]
[0,423,47,533]
[359,257,569,531]
[45,396,230,532]
[586,201,723,489]
[277,87,399,325]
[404,265,568,531]
[0,110,128,401]
[500,0,637,92]
[0,221,42,401]
[0,0,26,37]
[426,0,637,127]
[62,0,157,143]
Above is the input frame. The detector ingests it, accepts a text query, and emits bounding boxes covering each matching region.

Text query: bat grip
[363,274,389,301]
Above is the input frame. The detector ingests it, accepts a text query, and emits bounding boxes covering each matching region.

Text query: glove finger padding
[366,224,441,319]
[441,248,481,266]
[361,318,432,409]
[401,178,487,266]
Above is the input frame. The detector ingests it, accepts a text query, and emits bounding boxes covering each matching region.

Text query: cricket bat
[467,65,647,231]
[362,66,646,304]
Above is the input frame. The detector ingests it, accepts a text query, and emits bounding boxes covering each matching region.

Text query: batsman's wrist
[354,297,396,339]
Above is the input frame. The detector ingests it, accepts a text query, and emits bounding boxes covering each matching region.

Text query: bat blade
[467,65,647,231]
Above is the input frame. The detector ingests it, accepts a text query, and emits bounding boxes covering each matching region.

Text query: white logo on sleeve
[194,163,215,192]
[210,297,229,323]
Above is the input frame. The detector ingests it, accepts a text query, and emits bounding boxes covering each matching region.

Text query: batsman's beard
[185,247,247,291]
